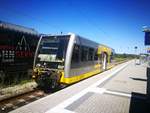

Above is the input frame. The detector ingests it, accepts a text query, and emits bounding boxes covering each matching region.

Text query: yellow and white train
[32,33,114,89]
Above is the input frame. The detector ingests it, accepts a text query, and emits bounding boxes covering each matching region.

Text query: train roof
[42,33,113,50]
[74,34,113,50]
[0,21,39,35]
[75,34,99,49]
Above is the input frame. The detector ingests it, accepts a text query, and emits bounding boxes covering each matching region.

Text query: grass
[0,78,33,89]
[114,57,128,62]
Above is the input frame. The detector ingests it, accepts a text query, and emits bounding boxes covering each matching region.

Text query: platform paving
[99,62,147,94]
[10,60,149,113]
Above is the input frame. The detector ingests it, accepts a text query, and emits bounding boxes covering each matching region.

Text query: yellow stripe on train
[60,64,115,84]
[60,69,101,84]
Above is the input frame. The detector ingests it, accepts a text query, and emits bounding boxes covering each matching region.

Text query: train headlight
[36,63,41,67]
[32,75,36,79]
[58,65,64,69]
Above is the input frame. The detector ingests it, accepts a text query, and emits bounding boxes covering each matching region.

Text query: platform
[10,60,148,113]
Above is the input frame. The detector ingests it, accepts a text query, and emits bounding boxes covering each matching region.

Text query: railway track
[0,89,49,113]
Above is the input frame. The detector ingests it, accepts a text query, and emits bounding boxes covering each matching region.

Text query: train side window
[94,50,98,61]
[71,44,80,63]
[81,46,88,61]
[88,48,94,61]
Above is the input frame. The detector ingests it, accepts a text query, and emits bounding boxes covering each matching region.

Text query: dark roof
[0,20,39,35]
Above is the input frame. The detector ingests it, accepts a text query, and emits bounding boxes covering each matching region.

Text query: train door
[102,52,107,70]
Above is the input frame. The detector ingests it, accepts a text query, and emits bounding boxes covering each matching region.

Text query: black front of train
[32,35,69,90]
[33,62,62,90]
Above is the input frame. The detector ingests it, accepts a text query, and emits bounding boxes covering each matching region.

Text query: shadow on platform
[129,77,147,82]
[129,67,150,113]
[129,92,148,113]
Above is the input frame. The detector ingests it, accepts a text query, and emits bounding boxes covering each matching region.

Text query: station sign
[145,32,150,45]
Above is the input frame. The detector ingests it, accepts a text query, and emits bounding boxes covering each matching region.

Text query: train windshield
[38,41,59,62]
[35,35,69,69]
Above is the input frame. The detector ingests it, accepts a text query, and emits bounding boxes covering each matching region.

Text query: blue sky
[0,0,150,54]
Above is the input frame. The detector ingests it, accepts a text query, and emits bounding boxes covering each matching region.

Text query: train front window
[38,42,59,62]
[35,36,69,69]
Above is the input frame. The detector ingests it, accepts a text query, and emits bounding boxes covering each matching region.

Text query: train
[0,21,39,85]
[32,33,114,89]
